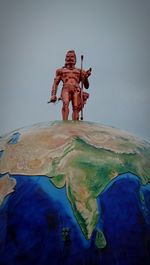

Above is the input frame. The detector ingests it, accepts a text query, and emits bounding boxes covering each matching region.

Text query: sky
[0,0,150,141]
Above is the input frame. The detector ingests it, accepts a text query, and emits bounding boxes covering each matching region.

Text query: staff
[80,55,84,121]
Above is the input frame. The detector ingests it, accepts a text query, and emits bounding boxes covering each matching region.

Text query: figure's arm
[49,69,62,102]
[82,68,92,89]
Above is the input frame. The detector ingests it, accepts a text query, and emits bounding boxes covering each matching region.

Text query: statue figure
[48,50,92,120]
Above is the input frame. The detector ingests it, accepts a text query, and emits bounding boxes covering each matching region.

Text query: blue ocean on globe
[0,172,150,265]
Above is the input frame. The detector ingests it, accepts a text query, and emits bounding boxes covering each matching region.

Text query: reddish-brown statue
[48,50,92,120]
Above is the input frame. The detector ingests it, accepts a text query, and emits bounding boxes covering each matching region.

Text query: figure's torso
[59,67,81,88]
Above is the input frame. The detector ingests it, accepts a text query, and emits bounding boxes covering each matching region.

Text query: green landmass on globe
[0,121,150,248]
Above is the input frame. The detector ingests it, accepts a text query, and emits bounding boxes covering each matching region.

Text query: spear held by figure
[48,50,92,121]
[80,55,84,120]
[80,55,92,120]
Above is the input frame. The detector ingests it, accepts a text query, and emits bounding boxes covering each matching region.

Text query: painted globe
[0,121,150,265]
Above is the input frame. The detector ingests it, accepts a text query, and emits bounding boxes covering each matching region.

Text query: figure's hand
[48,95,57,103]
[85,68,92,78]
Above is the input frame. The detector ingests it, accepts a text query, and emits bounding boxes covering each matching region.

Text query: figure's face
[65,51,76,67]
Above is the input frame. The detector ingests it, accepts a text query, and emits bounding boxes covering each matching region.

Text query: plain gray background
[0,0,150,141]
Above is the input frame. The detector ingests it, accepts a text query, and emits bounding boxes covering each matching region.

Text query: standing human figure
[48,50,92,120]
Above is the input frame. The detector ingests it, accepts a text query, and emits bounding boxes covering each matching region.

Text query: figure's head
[65,50,76,68]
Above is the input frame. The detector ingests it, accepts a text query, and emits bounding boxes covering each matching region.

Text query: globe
[0,121,150,265]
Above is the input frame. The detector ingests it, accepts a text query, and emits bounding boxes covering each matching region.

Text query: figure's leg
[72,91,80,120]
[62,89,70,120]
